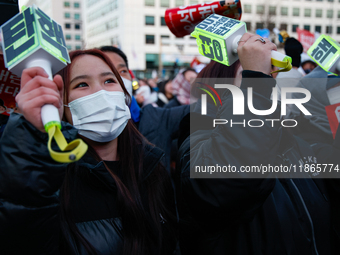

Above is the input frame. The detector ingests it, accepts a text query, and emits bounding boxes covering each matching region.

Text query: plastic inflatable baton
[191,14,292,73]
[307,35,340,76]
[0,5,87,163]
[165,0,242,38]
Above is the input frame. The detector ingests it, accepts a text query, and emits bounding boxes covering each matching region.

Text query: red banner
[165,0,242,38]
[0,54,21,116]
[325,103,340,139]
[297,28,315,53]
[190,56,201,68]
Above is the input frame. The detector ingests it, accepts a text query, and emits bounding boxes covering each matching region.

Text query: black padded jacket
[175,71,337,255]
[0,115,176,255]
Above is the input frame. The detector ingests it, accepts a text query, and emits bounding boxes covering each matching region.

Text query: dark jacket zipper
[279,146,320,255]
[290,179,320,255]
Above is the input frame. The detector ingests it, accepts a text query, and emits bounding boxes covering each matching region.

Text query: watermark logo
[200,85,311,116]
[197,82,222,115]
[198,84,312,128]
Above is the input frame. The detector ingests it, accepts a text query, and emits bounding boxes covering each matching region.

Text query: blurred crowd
[1,32,340,255]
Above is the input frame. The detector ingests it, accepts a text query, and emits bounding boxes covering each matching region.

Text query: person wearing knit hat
[298,52,317,76]
[284,37,304,68]
[275,37,304,98]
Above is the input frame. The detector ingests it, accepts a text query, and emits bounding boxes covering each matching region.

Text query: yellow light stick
[307,34,340,76]
[191,14,292,73]
[0,5,87,163]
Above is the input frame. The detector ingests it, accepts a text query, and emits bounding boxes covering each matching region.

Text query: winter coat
[138,104,190,171]
[0,114,176,255]
[285,66,335,144]
[165,96,182,108]
[175,71,337,255]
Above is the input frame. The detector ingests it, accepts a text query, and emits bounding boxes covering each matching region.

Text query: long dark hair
[191,59,241,103]
[58,49,175,254]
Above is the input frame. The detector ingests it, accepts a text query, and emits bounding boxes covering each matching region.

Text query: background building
[83,0,208,78]
[241,0,340,43]
[25,0,84,51]
[19,0,340,78]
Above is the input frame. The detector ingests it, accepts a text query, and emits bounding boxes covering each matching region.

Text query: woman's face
[164,80,174,99]
[64,55,123,124]
[165,80,173,95]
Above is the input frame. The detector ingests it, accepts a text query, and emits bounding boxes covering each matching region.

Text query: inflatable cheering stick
[165,0,242,38]
[0,5,87,163]
[307,34,340,75]
[191,14,292,73]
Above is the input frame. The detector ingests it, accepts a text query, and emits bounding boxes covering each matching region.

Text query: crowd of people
[0,31,340,255]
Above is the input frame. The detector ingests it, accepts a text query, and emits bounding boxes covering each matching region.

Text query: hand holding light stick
[0,5,87,163]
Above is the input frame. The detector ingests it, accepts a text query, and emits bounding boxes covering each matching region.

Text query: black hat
[284,38,303,68]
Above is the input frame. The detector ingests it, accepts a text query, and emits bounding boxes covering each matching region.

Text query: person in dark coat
[284,63,340,254]
[175,33,338,255]
[0,49,176,255]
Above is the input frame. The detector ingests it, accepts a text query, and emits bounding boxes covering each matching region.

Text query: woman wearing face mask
[99,45,190,174]
[0,49,176,255]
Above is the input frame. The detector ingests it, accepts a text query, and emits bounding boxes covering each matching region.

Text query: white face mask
[121,77,133,97]
[66,90,131,142]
